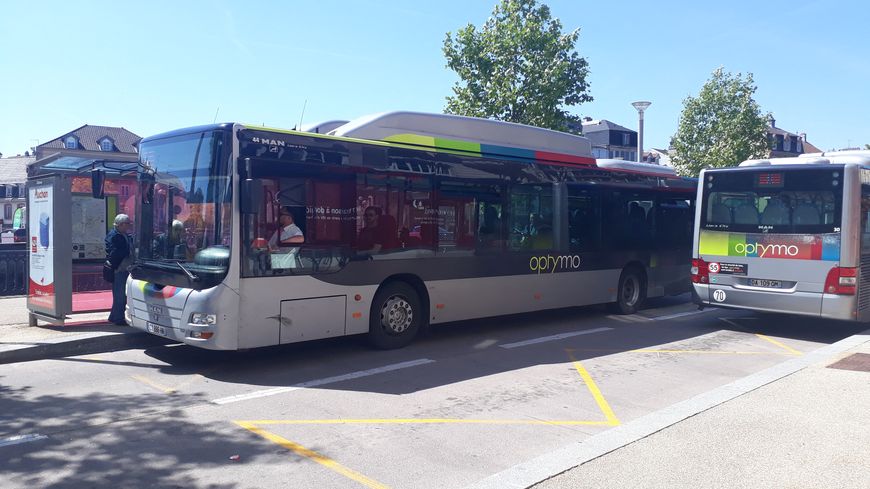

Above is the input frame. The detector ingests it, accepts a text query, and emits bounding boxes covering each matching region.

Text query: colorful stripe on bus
[136,280,184,298]
[698,230,840,261]
[383,133,596,167]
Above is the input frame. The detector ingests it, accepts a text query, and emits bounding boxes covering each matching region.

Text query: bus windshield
[701,168,843,235]
[135,129,232,288]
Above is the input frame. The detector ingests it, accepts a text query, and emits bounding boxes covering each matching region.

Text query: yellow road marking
[236,421,389,489]
[130,374,176,394]
[630,349,792,355]
[243,419,613,426]
[233,354,620,487]
[755,334,802,356]
[568,356,620,426]
[174,373,206,390]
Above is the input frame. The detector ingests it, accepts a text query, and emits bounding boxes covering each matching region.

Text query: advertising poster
[28,184,55,312]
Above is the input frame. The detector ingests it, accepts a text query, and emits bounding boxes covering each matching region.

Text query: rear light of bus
[691,258,709,284]
[824,267,857,295]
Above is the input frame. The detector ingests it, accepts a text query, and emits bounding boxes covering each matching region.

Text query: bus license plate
[146,322,170,337]
[750,279,781,288]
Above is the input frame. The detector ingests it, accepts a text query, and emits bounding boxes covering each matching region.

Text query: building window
[65,136,78,149]
[100,139,113,151]
[622,133,631,146]
[784,136,792,152]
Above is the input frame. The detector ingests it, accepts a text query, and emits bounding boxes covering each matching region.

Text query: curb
[0,330,172,365]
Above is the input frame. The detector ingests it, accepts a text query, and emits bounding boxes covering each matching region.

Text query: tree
[864,144,870,150]
[671,68,770,177]
[443,0,591,132]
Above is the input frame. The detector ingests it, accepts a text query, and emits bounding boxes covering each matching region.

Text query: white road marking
[0,433,48,448]
[211,358,436,405]
[606,315,651,323]
[498,327,613,349]
[651,310,711,321]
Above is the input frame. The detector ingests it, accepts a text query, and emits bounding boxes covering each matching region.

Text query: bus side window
[508,185,554,251]
[568,189,599,252]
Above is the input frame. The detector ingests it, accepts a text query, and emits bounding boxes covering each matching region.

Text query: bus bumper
[692,284,857,321]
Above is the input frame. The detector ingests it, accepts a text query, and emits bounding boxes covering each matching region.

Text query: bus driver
[268,206,304,250]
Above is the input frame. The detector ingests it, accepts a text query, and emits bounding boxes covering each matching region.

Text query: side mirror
[91,169,106,199]
[240,179,263,214]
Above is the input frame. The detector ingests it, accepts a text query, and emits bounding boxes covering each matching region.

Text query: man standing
[105,214,133,325]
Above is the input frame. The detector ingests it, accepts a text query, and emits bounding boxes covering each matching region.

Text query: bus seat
[733,204,760,225]
[793,204,821,225]
[761,199,790,225]
[711,203,731,224]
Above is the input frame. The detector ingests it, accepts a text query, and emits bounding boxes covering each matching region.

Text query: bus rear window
[701,169,842,234]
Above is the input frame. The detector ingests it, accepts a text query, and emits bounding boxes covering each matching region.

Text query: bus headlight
[190,313,217,325]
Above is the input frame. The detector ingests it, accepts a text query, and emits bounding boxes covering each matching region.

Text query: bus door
[699,169,843,315]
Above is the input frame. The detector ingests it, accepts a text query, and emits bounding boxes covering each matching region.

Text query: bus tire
[613,267,646,315]
[368,281,422,350]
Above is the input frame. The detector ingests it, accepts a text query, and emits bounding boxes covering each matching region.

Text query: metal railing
[0,246,27,296]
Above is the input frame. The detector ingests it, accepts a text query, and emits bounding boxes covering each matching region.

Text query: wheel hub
[381,295,413,334]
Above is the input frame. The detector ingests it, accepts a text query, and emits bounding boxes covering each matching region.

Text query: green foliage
[671,68,770,177]
[442,0,591,132]
[864,143,870,150]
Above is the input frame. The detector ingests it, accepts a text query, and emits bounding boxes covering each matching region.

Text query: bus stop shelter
[26,154,138,325]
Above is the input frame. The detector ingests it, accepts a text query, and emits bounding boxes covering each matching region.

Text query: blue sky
[1,0,867,156]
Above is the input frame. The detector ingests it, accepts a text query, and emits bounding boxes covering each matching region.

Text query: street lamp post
[631,101,651,163]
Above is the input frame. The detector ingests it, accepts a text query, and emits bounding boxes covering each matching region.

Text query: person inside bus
[153,219,186,259]
[268,206,304,250]
[357,206,384,255]
[530,214,553,249]
[478,203,501,249]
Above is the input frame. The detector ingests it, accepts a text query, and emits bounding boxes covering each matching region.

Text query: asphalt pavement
[1,293,868,488]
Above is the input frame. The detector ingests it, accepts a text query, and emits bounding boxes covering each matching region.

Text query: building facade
[579,118,638,161]
[33,124,141,161]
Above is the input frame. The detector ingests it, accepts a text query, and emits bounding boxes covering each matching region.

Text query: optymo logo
[734,242,799,258]
[529,254,581,274]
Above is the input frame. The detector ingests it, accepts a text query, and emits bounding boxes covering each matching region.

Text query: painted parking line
[755,334,802,355]
[0,433,48,448]
[242,418,615,427]
[236,421,390,489]
[720,317,803,355]
[649,309,710,321]
[499,327,613,349]
[212,358,435,405]
[130,374,177,394]
[235,357,618,488]
[570,356,620,426]
[630,349,794,356]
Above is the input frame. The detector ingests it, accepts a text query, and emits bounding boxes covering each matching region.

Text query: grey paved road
[0,296,864,489]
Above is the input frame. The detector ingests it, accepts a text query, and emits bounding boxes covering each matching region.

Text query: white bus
[692,150,870,320]
[125,112,696,350]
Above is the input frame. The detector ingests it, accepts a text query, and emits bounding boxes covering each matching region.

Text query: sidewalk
[471,329,870,489]
[0,296,165,364]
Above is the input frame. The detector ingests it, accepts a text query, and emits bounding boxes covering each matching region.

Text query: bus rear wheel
[613,267,646,315]
[369,281,422,349]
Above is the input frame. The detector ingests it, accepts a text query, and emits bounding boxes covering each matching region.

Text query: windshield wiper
[175,261,200,282]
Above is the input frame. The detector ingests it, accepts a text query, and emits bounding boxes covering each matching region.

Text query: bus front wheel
[613,267,646,315]
[369,281,422,349]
